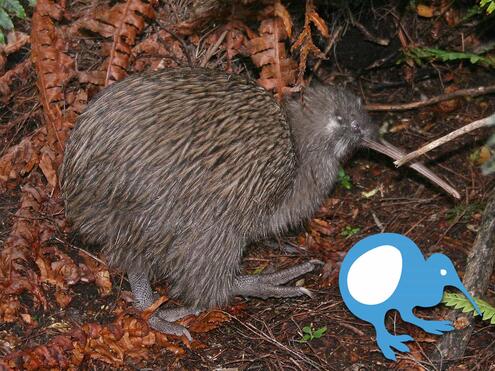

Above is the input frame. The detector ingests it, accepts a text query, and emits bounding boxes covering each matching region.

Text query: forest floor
[0,1,494,370]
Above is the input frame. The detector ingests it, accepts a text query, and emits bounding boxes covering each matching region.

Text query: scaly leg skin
[373,321,413,361]
[233,259,323,299]
[127,269,199,341]
[400,309,454,335]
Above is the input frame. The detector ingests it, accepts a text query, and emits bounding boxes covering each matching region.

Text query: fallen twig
[366,85,495,111]
[352,19,389,46]
[228,313,326,370]
[201,29,227,67]
[394,113,495,167]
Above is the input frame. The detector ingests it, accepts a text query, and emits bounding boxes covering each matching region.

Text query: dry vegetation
[0,0,494,369]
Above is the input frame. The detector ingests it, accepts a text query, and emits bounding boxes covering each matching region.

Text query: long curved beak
[362,138,461,199]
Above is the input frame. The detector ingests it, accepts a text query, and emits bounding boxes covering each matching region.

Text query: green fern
[0,0,36,44]
[404,47,495,68]
[442,292,495,324]
[480,0,495,14]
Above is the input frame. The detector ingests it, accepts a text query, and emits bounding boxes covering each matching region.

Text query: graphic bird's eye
[440,269,447,276]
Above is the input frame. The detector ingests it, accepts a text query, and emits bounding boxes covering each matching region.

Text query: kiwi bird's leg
[127,269,198,340]
[233,259,323,299]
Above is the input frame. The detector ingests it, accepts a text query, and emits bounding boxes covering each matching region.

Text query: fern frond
[442,292,495,324]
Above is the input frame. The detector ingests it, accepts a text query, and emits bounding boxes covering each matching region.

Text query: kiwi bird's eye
[351,120,360,133]
[336,116,343,123]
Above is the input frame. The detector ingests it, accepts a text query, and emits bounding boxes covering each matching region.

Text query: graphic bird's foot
[233,259,323,299]
[376,333,414,361]
[400,310,455,335]
[416,319,454,335]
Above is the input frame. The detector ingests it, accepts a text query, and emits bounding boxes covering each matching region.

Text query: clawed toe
[149,315,192,341]
[233,259,321,300]
[299,287,314,298]
[247,259,322,286]
[156,307,201,322]
[308,259,325,266]
[234,280,313,299]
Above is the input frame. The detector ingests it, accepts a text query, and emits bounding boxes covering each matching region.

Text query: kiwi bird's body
[61,67,366,310]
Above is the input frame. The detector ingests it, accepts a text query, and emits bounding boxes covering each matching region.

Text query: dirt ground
[0,1,494,370]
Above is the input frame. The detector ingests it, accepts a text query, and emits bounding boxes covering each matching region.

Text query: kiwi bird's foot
[156,306,201,322]
[148,315,193,341]
[127,268,197,341]
[233,259,322,299]
[376,333,414,361]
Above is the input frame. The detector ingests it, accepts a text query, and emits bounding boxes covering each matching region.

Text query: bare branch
[394,113,495,167]
[366,85,495,111]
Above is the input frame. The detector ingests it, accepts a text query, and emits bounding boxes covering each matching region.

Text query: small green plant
[341,226,360,238]
[299,324,327,343]
[0,0,36,44]
[480,0,495,14]
[445,202,484,222]
[338,167,352,190]
[442,292,495,324]
[403,47,495,68]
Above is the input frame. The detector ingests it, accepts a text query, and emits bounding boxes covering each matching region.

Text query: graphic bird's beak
[451,277,483,316]
[362,138,461,199]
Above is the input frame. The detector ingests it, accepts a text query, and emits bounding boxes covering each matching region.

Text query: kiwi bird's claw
[156,307,201,322]
[149,316,192,342]
[309,259,325,266]
[234,260,319,299]
[299,287,313,298]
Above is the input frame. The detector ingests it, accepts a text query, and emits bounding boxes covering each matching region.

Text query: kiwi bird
[61,67,459,340]
[339,233,482,361]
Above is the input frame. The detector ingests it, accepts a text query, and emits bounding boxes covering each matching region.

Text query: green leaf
[251,265,265,275]
[403,47,495,68]
[469,55,481,64]
[442,292,495,324]
[482,0,495,14]
[361,187,379,198]
[5,0,26,18]
[341,226,360,238]
[0,29,4,44]
[313,326,327,338]
[0,7,14,30]
[28,0,37,6]
[338,167,352,190]
[302,326,312,334]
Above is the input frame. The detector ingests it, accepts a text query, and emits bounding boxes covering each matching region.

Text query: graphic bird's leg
[233,260,323,299]
[128,268,200,341]
[373,320,413,361]
[399,309,454,335]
